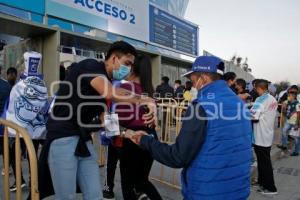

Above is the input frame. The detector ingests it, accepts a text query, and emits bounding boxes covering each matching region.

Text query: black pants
[9,139,42,183]
[119,139,162,200]
[105,144,120,191]
[254,145,277,192]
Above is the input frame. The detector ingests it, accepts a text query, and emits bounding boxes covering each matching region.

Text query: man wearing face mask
[125,56,252,200]
[39,41,156,200]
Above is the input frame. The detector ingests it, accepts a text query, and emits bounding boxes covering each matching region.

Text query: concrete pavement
[1,149,300,200]
[1,127,300,200]
[249,152,300,200]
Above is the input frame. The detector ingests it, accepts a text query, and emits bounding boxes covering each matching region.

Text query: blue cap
[182,56,225,77]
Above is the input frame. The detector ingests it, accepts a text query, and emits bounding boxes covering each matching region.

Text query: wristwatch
[120,127,127,137]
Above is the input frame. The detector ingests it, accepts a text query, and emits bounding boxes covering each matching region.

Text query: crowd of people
[0,40,299,200]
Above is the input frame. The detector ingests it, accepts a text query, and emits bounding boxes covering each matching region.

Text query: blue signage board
[0,0,45,14]
[149,4,198,56]
[46,0,149,44]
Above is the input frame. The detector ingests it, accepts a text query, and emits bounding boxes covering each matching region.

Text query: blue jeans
[281,121,294,147]
[48,136,102,200]
[293,137,300,154]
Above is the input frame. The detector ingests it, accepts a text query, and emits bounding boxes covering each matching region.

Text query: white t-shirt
[250,92,278,147]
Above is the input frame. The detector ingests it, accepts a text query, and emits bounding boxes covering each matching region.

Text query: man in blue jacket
[126,56,253,200]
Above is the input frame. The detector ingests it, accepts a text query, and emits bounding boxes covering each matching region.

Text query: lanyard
[106,98,113,113]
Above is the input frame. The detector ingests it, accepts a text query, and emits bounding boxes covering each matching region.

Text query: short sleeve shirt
[284,100,300,125]
[47,59,109,136]
[251,93,278,147]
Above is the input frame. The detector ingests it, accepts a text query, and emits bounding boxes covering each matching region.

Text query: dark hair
[7,67,17,76]
[185,81,193,91]
[289,85,299,92]
[255,79,269,90]
[252,79,259,86]
[222,72,236,81]
[236,78,246,90]
[175,80,182,85]
[162,76,169,84]
[105,41,137,61]
[132,54,154,97]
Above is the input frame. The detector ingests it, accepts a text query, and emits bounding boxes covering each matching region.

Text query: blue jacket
[141,80,252,200]
[182,80,252,200]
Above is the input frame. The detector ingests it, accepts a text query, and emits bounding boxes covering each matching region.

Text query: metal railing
[151,100,187,189]
[0,119,39,200]
[59,45,105,60]
[96,98,188,189]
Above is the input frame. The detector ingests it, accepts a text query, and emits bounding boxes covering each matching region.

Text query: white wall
[225,61,254,82]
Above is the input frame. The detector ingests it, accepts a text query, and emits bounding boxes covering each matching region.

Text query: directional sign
[149,4,198,56]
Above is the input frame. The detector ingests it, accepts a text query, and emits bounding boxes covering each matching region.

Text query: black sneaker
[103,188,115,200]
[277,145,287,151]
[10,182,26,192]
[290,152,299,156]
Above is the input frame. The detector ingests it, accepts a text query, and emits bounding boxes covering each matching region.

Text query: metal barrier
[156,98,178,105]
[96,100,188,189]
[156,98,178,142]
[97,98,282,189]
[0,119,39,200]
[151,103,187,189]
[279,104,285,128]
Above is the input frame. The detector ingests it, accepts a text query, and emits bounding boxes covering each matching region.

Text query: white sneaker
[258,188,278,195]
[138,194,148,200]
[10,182,26,192]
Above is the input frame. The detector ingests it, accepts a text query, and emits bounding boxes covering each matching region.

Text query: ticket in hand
[104,113,120,137]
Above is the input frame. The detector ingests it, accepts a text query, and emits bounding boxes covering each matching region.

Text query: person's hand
[239,93,250,101]
[124,130,147,145]
[294,125,299,131]
[141,99,157,127]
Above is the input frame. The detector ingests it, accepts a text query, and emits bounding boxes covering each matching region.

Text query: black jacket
[155,83,174,98]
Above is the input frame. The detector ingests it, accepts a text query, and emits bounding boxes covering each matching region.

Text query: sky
[185,0,300,84]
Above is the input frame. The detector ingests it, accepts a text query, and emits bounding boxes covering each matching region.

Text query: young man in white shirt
[250,79,278,195]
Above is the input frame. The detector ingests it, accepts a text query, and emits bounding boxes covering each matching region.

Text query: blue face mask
[113,63,131,80]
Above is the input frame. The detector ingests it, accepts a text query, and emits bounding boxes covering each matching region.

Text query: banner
[46,0,149,43]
